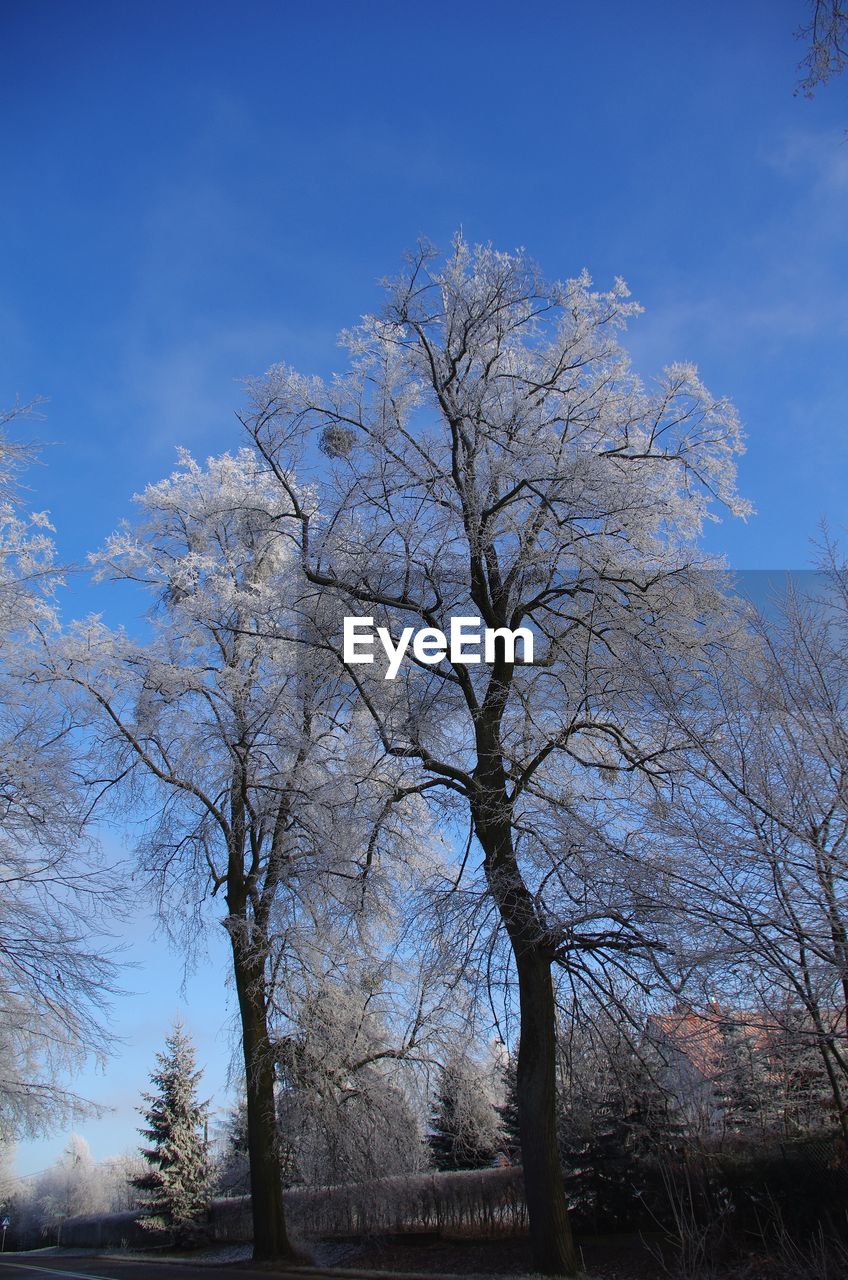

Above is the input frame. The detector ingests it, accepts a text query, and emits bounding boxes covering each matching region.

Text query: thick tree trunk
[472,748,579,1277]
[514,947,579,1276]
[230,941,294,1261]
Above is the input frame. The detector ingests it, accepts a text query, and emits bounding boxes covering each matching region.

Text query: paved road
[0,1258,360,1280]
[0,1257,445,1280]
[0,1262,255,1280]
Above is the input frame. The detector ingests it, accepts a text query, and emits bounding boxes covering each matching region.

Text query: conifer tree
[497,1057,522,1164]
[428,1057,502,1171]
[133,1023,211,1238]
[215,1099,250,1197]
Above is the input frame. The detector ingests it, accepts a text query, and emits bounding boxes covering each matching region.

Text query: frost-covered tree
[0,1141,16,1217]
[275,966,432,1186]
[497,1056,522,1163]
[50,449,433,1258]
[7,1143,146,1240]
[133,1023,211,1236]
[49,450,309,1259]
[554,1009,688,1229]
[34,1135,100,1229]
[797,1,848,95]
[642,553,848,1142]
[100,1152,147,1213]
[278,1068,424,1188]
[428,1054,503,1171]
[0,403,120,1141]
[10,1135,107,1241]
[214,1099,250,1197]
[245,236,749,1273]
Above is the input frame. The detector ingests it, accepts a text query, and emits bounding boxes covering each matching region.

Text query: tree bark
[514,946,579,1276]
[472,743,579,1276]
[230,940,294,1260]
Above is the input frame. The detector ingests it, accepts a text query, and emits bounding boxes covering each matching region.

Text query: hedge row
[16,1138,848,1252]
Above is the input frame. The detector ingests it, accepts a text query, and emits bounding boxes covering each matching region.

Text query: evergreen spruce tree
[133,1023,212,1240]
[554,1020,687,1232]
[497,1057,522,1164]
[428,1070,463,1171]
[215,1099,250,1197]
[428,1057,502,1171]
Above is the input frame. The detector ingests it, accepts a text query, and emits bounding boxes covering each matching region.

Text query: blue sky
[2,0,847,1176]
